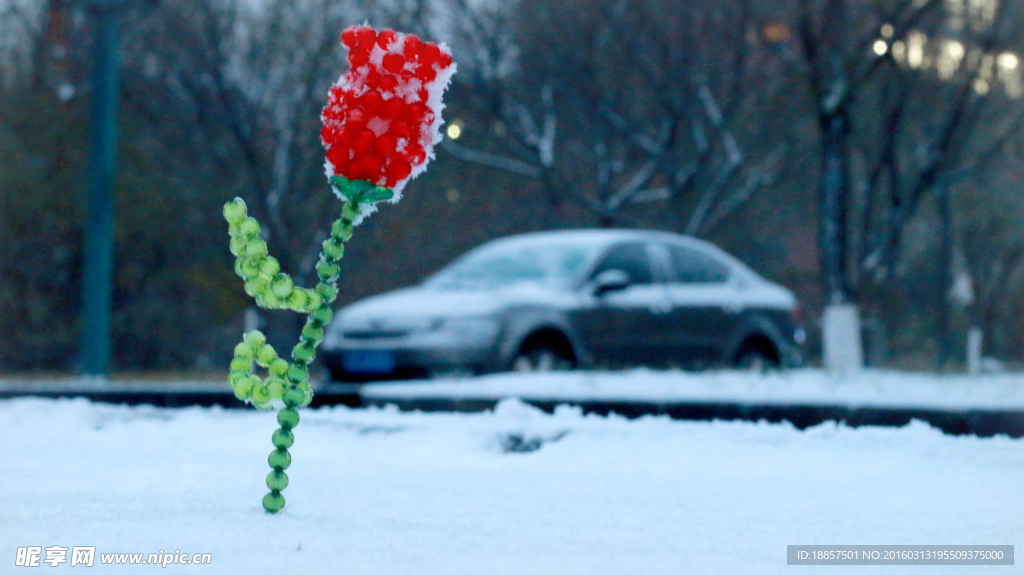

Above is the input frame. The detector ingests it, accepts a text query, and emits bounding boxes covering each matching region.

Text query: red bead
[349,48,370,67]
[341,27,358,48]
[403,35,421,59]
[374,134,397,156]
[387,158,412,182]
[407,143,426,164]
[377,29,397,49]
[385,99,404,120]
[390,120,411,138]
[355,26,376,48]
[327,145,348,171]
[364,69,381,90]
[320,126,332,143]
[439,52,452,68]
[415,66,436,83]
[417,43,440,67]
[379,75,398,91]
[363,153,383,175]
[355,129,376,151]
[405,102,429,123]
[382,53,406,73]
[361,91,383,115]
[417,88,428,102]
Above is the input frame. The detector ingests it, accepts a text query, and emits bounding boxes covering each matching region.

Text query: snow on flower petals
[321,25,456,203]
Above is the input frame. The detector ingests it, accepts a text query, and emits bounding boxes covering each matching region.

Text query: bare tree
[440,0,792,233]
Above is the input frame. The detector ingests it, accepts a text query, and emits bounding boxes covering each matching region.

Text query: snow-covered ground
[4,369,1022,574]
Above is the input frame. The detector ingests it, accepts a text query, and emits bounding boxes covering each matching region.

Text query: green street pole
[79,4,122,376]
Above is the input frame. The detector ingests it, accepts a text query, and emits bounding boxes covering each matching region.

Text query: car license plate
[343,350,396,374]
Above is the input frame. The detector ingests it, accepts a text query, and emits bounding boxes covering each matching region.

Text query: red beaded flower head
[321,25,456,203]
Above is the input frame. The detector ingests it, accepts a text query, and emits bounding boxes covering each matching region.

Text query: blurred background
[1,0,1023,377]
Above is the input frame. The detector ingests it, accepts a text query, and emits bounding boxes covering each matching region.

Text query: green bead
[268,448,291,470]
[245,238,268,258]
[311,305,333,326]
[303,290,322,313]
[266,377,285,400]
[262,291,281,308]
[230,357,252,372]
[244,278,266,296]
[262,491,285,513]
[269,358,289,376]
[316,259,340,281]
[283,386,304,407]
[272,428,295,449]
[228,370,248,386]
[288,289,308,311]
[239,217,260,239]
[244,329,266,348]
[223,199,247,224]
[260,256,280,276]
[253,400,274,411]
[229,235,247,256]
[301,323,324,345]
[234,342,255,360]
[300,387,313,408]
[238,257,260,279]
[232,378,253,400]
[322,238,345,261]
[266,470,289,491]
[251,383,270,403]
[315,283,338,302]
[271,274,294,298]
[331,219,353,241]
[277,407,300,429]
[341,203,360,220]
[287,362,309,383]
[256,344,277,367]
[292,342,316,365]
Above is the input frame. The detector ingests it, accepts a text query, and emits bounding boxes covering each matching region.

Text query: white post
[823,303,863,373]
[966,326,982,375]
[244,307,261,333]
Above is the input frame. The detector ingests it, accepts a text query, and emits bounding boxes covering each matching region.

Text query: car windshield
[425,240,597,290]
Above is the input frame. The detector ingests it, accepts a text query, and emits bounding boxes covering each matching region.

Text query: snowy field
[3,369,1023,574]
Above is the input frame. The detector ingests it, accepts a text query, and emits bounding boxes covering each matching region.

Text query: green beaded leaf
[330,175,353,197]
[361,187,394,203]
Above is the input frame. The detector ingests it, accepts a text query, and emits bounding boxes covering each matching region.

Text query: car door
[571,242,673,366]
[661,243,740,366]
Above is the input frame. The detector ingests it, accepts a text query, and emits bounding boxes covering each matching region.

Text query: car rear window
[666,244,730,284]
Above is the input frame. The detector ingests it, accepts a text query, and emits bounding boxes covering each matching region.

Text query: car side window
[667,244,729,284]
[591,243,654,285]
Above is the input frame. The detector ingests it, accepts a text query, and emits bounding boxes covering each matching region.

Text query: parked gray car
[321,229,804,381]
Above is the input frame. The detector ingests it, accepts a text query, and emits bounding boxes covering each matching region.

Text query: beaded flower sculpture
[221,24,455,513]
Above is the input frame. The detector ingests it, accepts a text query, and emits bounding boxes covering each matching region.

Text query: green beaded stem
[223,177,391,513]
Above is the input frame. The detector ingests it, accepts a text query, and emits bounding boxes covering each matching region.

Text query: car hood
[333,283,572,332]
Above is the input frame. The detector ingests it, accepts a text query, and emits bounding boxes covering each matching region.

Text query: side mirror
[592,269,630,296]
